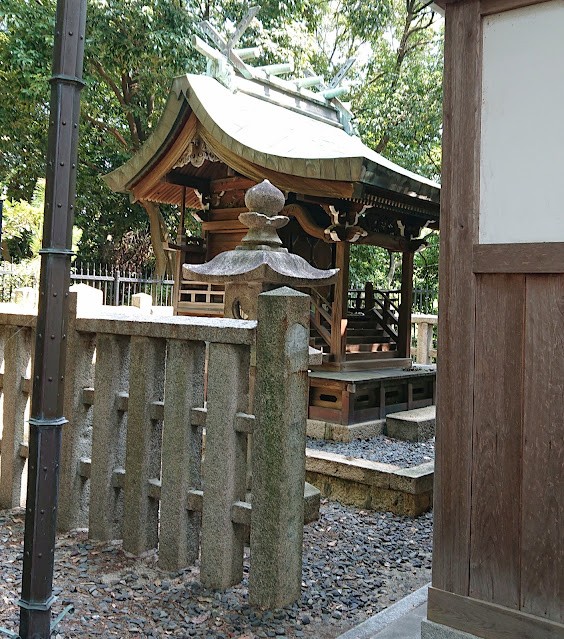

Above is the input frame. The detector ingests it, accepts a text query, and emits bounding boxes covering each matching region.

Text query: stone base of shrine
[308,366,437,430]
[305,449,434,516]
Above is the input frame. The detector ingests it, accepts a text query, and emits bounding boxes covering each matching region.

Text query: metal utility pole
[18,0,87,637]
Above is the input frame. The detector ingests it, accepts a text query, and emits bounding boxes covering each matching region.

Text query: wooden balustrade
[176,280,225,316]
[0,285,310,607]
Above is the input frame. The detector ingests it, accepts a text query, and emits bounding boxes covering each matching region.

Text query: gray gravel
[0,502,433,638]
[306,436,435,468]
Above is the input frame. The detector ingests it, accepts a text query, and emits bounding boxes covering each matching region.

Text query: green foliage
[349,245,400,289]
[1,180,44,261]
[414,231,439,290]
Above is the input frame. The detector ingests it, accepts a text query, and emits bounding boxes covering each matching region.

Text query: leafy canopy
[1,0,443,287]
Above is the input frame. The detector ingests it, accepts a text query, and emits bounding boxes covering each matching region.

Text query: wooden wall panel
[207,231,246,259]
[432,0,481,596]
[469,274,524,608]
[521,274,564,623]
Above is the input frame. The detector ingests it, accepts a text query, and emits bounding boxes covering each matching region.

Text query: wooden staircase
[309,287,412,371]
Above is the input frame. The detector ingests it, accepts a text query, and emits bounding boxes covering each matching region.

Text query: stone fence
[411,314,438,365]
[0,285,311,608]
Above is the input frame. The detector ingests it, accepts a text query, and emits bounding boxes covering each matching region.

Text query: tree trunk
[386,250,397,288]
[140,200,173,277]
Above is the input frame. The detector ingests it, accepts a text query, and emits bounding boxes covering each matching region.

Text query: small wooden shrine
[104,15,440,426]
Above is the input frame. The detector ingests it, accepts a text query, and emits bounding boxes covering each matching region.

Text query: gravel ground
[306,436,435,468]
[0,502,433,638]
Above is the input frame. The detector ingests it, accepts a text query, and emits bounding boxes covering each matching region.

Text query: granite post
[249,287,310,608]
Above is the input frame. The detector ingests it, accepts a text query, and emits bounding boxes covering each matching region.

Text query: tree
[1,0,205,274]
[1,0,443,284]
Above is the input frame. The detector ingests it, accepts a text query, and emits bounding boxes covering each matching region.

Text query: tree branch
[80,159,105,174]
[88,58,126,108]
[83,113,128,148]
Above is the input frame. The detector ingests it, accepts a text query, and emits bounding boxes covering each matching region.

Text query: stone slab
[421,620,481,639]
[386,406,436,442]
[305,449,433,516]
[307,418,385,442]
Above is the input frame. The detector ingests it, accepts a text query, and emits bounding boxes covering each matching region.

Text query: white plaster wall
[480,1,564,244]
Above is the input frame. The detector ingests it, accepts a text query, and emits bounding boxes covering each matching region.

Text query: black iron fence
[71,263,174,306]
[0,262,175,306]
[0,262,438,312]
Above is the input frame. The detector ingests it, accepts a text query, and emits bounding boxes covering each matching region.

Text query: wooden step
[346,327,386,336]
[346,343,396,353]
[339,357,413,372]
[346,335,391,345]
[316,357,412,372]
[345,351,399,361]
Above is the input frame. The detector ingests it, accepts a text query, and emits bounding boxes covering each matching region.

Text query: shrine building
[104,27,440,429]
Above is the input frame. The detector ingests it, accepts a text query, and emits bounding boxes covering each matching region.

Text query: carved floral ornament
[323,204,369,243]
[174,137,219,169]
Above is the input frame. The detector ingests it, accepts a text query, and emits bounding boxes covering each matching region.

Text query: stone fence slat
[0,324,33,508]
[123,336,166,556]
[59,292,97,531]
[88,333,130,541]
[200,342,251,589]
[159,339,206,571]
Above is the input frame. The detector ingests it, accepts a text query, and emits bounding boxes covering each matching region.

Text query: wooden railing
[308,288,333,349]
[0,285,311,607]
[176,280,225,316]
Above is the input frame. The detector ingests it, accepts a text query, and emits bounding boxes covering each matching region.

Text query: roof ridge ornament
[191,8,357,133]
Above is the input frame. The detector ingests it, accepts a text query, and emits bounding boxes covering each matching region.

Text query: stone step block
[386,405,436,442]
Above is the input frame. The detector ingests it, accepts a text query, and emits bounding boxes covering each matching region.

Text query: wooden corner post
[424,1,564,639]
[330,241,350,364]
[397,250,414,359]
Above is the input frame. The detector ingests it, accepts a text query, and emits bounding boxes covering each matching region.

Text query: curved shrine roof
[104,73,440,217]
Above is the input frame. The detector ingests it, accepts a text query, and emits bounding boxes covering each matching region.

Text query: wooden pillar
[172,187,186,316]
[330,241,350,365]
[364,281,375,311]
[397,251,414,359]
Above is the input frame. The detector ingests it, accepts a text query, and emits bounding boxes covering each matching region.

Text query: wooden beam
[473,242,564,274]
[330,242,350,366]
[397,251,414,359]
[162,171,210,194]
[427,587,564,639]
